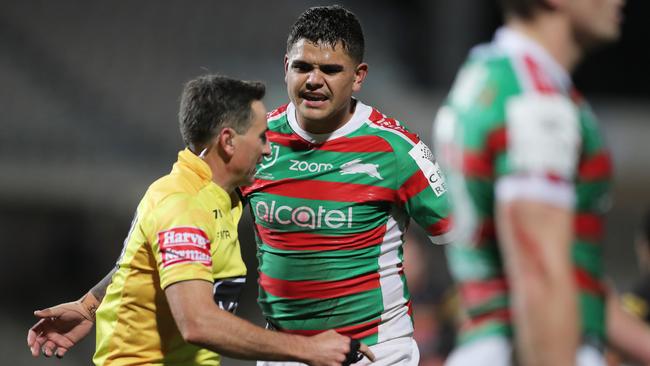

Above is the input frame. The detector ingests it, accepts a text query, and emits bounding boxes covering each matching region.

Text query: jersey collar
[494,26,572,93]
[174,148,212,183]
[286,98,372,143]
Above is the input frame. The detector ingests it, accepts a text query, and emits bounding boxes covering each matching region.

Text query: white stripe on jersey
[377,212,414,343]
[495,175,575,208]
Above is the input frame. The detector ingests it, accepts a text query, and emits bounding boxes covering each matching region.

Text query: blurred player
[28,74,373,366]
[433,0,627,364]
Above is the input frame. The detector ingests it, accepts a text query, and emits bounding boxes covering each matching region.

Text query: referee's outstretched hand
[306,330,375,366]
[27,298,95,359]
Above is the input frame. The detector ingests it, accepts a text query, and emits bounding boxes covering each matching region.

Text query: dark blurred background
[1,1,648,365]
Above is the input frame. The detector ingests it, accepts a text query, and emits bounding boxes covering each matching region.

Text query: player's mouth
[300,91,329,108]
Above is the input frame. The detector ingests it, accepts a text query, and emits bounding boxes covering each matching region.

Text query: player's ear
[284,55,289,83]
[352,63,368,93]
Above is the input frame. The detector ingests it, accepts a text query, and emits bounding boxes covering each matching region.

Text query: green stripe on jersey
[259,289,384,328]
[572,241,603,277]
[465,295,509,318]
[446,244,503,280]
[258,244,381,282]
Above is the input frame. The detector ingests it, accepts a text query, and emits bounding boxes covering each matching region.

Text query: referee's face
[231,100,270,186]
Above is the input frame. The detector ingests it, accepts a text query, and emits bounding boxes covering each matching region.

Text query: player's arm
[497,198,578,366]
[394,136,455,245]
[27,267,115,358]
[606,286,650,364]
[496,93,583,365]
[166,279,374,366]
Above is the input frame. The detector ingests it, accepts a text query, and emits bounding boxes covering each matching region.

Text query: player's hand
[305,330,375,366]
[27,293,98,358]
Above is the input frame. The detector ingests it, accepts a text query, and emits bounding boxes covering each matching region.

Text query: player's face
[285,39,367,134]
[567,0,624,47]
[232,100,270,186]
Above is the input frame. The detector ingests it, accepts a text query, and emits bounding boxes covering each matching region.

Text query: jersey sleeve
[144,193,214,289]
[495,92,581,207]
[395,137,454,244]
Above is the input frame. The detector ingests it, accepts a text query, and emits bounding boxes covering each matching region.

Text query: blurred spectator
[622,208,650,322]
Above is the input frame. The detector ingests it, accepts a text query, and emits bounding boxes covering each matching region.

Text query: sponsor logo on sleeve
[157,227,212,268]
[409,141,447,197]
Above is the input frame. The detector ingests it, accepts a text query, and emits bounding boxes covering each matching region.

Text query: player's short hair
[178,74,265,151]
[286,5,365,64]
[498,0,552,19]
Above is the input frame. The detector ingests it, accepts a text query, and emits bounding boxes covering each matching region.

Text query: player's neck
[297,99,357,135]
[508,16,583,73]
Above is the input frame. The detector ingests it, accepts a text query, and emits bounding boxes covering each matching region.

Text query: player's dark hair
[287,5,365,64]
[178,74,265,151]
[498,0,553,19]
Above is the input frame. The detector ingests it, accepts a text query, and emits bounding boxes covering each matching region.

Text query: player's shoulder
[266,104,290,131]
[361,106,422,153]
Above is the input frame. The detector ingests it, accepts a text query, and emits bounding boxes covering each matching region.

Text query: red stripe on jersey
[267,131,394,153]
[460,277,509,308]
[570,88,585,104]
[248,178,396,202]
[487,127,507,155]
[574,268,605,296]
[463,151,493,178]
[426,217,453,237]
[368,108,420,145]
[397,170,430,202]
[267,131,313,150]
[256,223,386,251]
[259,271,380,300]
[267,104,288,119]
[463,308,511,331]
[579,152,612,181]
[461,125,505,179]
[523,55,556,94]
[475,219,497,243]
[575,213,604,241]
[315,135,394,153]
[276,317,381,339]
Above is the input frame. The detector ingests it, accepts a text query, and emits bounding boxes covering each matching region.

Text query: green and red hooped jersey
[433,28,612,345]
[241,100,454,346]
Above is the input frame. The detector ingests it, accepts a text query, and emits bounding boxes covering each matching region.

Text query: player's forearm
[498,200,578,366]
[607,292,650,364]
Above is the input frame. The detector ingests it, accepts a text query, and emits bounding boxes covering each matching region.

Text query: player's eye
[320,65,343,75]
[291,62,312,73]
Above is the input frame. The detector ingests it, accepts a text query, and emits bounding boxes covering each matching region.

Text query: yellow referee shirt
[93,149,247,366]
